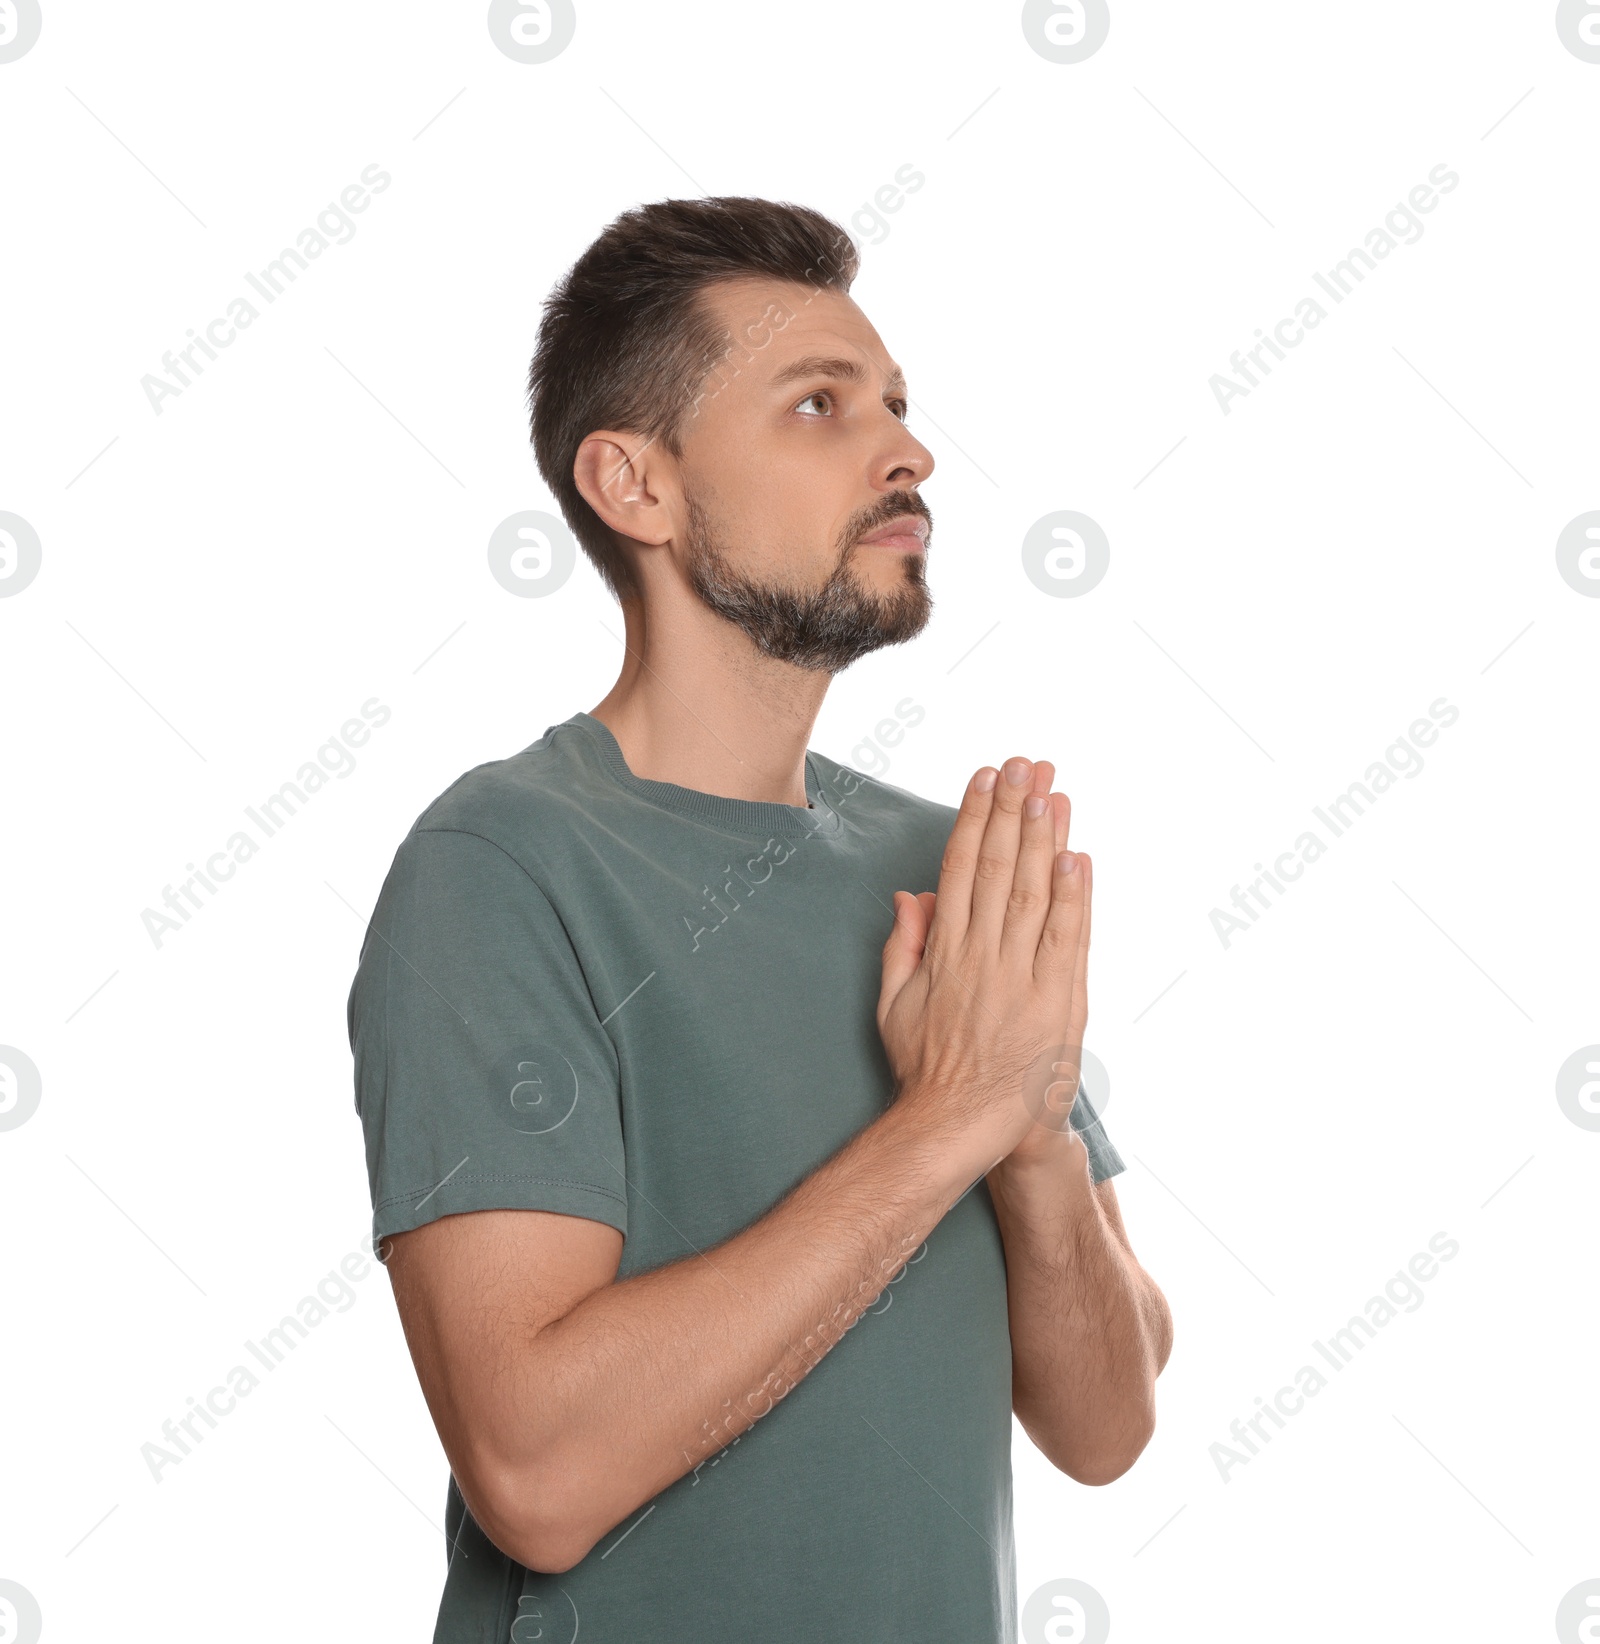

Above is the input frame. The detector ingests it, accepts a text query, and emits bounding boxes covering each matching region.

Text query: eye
[887,398,909,421]
[794,390,833,417]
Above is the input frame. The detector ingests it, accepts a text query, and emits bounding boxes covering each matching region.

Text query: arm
[886,757,1170,1485]
[384,1094,983,1575]
[980,777,1171,1482]
[985,1153,1172,1484]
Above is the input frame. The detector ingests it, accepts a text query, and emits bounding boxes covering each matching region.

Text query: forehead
[696,275,900,385]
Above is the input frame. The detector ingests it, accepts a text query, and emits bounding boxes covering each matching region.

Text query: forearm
[506,1098,981,1567]
[986,1138,1168,1483]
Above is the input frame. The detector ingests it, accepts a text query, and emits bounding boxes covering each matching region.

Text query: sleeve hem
[372,1177,628,1253]
[1085,1132,1127,1184]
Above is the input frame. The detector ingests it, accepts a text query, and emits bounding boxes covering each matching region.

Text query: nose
[879,418,935,492]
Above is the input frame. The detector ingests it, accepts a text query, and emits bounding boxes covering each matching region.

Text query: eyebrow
[768,354,908,398]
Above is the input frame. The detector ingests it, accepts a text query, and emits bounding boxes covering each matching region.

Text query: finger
[1033,845,1087,989]
[930,768,999,948]
[1030,760,1055,799]
[908,890,943,983]
[1070,853,1092,1029]
[1050,791,1073,853]
[967,755,1034,946]
[883,889,926,960]
[878,889,930,1012]
[1004,771,1060,957]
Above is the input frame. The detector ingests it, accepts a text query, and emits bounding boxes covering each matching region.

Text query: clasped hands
[877,756,1092,1179]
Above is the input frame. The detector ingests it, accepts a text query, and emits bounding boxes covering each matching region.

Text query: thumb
[879,889,930,1008]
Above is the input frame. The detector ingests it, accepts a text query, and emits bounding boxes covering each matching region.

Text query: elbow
[1061,1440,1147,1488]
[1037,1404,1157,1487]
[500,1500,594,1575]
[466,1454,603,1575]
[511,1525,594,1576]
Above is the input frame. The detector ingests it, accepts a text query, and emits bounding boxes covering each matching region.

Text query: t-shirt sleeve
[1071,1082,1126,1184]
[346,825,628,1256]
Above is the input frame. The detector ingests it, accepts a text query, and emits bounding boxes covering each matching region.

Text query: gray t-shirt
[346,710,1125,1644]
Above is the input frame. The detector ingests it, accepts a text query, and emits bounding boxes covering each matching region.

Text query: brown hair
[526,196,859,602]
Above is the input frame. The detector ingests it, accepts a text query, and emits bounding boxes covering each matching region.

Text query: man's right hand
[876,756,1091,1180]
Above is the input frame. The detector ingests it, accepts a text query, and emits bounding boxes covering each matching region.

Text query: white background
[2,2,1597,1640]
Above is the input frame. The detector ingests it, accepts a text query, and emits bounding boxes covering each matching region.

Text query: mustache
[844,493,933,549]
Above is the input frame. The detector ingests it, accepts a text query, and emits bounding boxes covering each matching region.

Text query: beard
[681,491,933,674]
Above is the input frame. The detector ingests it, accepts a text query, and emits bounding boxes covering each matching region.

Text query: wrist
[874,1084,1008,1208]
[988,1126,1094,1201]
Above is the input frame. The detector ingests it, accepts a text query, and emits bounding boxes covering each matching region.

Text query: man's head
[527,197,935,673]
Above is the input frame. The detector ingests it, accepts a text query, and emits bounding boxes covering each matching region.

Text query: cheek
[738,468,854,571]
[687,417,875,574]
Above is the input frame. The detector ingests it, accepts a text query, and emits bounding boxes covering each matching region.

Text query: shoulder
[398,719,600,881]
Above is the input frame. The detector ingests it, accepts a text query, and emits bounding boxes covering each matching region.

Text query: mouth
[855,514,930,553]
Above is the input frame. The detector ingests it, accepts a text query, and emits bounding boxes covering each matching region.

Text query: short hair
[526,196,859,602]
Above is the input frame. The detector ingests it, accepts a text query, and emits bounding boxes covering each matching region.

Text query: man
[346,195,1171,1643]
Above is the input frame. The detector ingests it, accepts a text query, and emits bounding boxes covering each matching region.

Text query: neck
[589,591,830,808]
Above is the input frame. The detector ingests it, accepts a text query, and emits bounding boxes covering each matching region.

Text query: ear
[572,429,675,551]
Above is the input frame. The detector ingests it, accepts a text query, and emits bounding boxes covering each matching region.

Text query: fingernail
[974,768,998,793]
[1004,758,1032,786]
[1025,795,1048,819]
[1058,851,1078,875]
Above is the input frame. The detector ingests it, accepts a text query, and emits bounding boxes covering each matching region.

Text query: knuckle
[940,843,975,878]
[1037,922,1076,958]
[974,852,1012,883]
[1006,885,1042,918]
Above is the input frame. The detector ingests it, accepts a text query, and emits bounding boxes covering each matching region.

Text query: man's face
[668,276,936,673]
